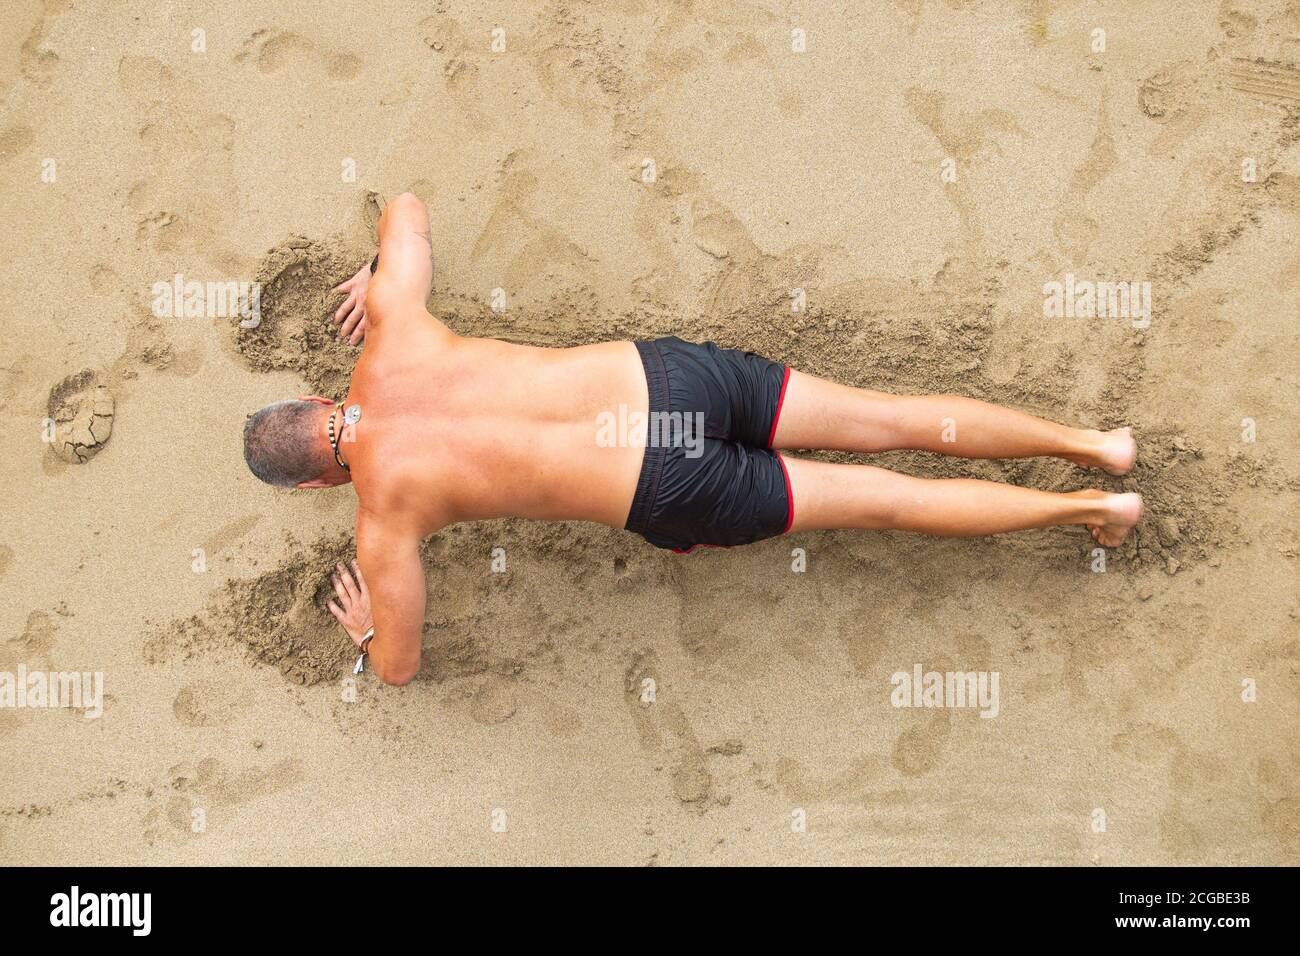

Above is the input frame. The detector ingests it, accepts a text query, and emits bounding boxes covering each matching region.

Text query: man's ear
[296,478,334,489]
[296,395,334,406]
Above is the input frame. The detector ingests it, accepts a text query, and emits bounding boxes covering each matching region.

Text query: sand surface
[1,1,1298,865]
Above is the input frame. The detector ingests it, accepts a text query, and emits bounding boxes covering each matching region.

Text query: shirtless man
[243,193,1142,685]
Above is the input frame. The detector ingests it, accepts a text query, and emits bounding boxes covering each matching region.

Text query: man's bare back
[244,192,1143,686]
[346,330,647,532]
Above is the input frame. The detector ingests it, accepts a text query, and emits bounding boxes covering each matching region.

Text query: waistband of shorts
[625,340,670,534]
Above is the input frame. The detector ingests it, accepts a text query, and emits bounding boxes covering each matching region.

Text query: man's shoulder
[355,505,418,551]
[363,278,433,321]
[354,480,448,546]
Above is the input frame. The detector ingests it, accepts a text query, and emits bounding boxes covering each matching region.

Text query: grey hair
[242,400,331,487]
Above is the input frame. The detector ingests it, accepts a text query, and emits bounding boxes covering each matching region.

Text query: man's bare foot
[1087,491,1143,547]
[1069,427,1137,475]
[1098,427,1137,475]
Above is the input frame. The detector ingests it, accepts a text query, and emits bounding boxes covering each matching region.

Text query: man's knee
[848,466,910,530]
[862,392,912,448]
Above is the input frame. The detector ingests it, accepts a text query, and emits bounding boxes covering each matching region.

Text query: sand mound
[161,516,664,686]
[47,370,114,463]
[162,533,358,685]
[234,235,363,398]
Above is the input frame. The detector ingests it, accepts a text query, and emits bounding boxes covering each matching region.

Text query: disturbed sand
[1,1,1298,864]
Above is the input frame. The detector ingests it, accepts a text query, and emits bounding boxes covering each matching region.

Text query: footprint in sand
[0,609,64,727]
[530,9,644,146]
[0,125,34,166]
[172,681,244,728]
[88,264,119,297]
[418,14,479,95]
[1137,60,1209,124]
[116,54,174,99]
[236,29,361,80]
[0,610,57,670]
[890,710,951,777]
[470,676,518,725]
[199,515,261,562]
[46,370,114,464]
[362,189,385,234]
[1133,56,1295,155]
[623,650,714,806]
[138,111,235,159]
[142,756,302,845]
[16,0,62,89]
[1219,4,1258,39]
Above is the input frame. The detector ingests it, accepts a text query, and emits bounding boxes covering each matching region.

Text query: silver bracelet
[352,627,376,675]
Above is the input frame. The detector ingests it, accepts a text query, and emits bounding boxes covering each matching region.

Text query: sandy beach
[1,0,1297,865]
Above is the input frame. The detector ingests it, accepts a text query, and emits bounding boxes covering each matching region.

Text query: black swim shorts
[624,336,794,553]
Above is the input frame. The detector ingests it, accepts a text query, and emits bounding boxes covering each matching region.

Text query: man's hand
[331,263,373,345]
[327,560,373,648]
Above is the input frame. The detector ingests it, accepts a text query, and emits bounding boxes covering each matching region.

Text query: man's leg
[771,370,1136,474]
[782,456,1143,546]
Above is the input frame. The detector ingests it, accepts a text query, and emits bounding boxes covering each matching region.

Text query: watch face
[344,404,362,425]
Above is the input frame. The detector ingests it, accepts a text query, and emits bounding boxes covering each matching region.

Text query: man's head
[243,396,346,488]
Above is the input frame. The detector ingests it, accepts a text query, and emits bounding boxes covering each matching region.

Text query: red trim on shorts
[671,543,720,555]
[766,366,792,448]
[777,452,794,533]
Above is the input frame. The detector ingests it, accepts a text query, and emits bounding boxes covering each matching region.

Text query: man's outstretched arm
[368,192,433,317]
[328,192,435,345]
[329,516,428,686]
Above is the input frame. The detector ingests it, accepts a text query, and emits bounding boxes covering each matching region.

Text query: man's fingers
[348,315,368,345]
[332,573,352,606]
[333,292,356,323]
[336,563,360,602]
[327,600,345,621]
[339,303,364,339]
[334,566,353,601]
[351,559,369,599]
[339,308,361,337]
[332,294,351,323]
